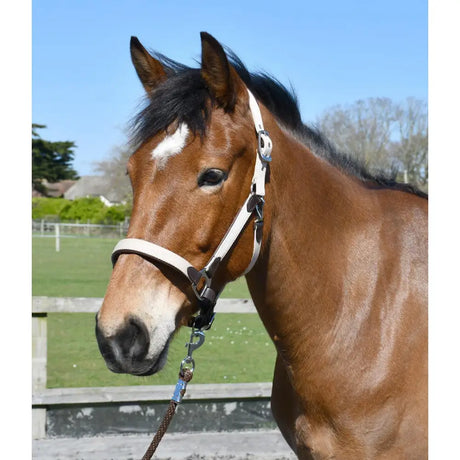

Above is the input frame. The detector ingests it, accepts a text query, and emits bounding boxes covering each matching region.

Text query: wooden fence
[32,297,272,439]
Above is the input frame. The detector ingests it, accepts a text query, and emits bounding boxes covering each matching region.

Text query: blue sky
[32,0,427,176]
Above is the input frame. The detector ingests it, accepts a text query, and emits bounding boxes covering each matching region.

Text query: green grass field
[47,313,275,388]
[32,236,250,298]
[33,236,276,388]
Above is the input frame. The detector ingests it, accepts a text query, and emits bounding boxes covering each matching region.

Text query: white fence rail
[32,297,264,439]
[32,220,129,239]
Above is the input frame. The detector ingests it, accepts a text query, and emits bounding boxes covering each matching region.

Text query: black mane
[130,49,427,199]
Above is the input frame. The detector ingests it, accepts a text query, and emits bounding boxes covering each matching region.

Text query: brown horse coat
[96,33,427,459]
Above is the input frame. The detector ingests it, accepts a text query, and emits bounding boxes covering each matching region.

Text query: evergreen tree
[32,124,79,195]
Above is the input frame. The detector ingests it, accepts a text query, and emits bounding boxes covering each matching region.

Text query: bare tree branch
[316,97,427,190]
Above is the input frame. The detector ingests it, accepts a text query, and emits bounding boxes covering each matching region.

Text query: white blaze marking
[151,123,189,169]
[136,282,182,364]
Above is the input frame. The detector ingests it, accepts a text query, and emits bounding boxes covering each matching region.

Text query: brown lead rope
[141,369,193,460]
[141,329,205,460]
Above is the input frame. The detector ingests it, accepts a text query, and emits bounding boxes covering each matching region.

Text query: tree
[93,144,132,204]
[390,98,428,187]
[32,124,79,195]
[316,98,428,190]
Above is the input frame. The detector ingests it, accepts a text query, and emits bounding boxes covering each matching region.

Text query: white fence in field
[32,220,129,238]
[32,220,130,251]
[32,297,269,440]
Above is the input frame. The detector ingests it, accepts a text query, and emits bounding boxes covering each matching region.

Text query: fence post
[40,219,44,236]
[32,312,47,438]
[55,223,60,252]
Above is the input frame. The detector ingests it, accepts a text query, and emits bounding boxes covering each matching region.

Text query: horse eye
[198,169,228,187]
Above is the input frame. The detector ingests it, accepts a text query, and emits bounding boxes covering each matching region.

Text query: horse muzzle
[95,315,171,376]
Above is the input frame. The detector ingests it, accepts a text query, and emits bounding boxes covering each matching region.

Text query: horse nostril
[95,316,150,368]
[115,317,150,361]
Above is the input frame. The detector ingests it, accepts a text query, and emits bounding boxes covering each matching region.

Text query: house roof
[64,176,125,203]
[33,179,77,198]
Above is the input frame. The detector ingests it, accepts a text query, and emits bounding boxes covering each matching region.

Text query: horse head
[95,33,270,376]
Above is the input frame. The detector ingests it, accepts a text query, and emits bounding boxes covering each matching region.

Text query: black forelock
[130,68,210,147]
[129,47,427,198]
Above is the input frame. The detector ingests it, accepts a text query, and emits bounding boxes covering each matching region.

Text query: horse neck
[245,117,373,371]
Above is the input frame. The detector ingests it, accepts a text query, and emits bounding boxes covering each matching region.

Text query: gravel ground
[33,429,297,460]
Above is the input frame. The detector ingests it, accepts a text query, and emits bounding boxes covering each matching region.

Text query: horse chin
[136,339,171,376]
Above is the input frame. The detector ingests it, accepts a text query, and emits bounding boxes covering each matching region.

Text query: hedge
[32,198,70,220]
[32,197,131,224]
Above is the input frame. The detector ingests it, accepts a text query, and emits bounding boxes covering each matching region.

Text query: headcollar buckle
[257,130,272,162]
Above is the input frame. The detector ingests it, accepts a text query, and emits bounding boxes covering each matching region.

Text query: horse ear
[200,32,244,111]
[130,36,168,93]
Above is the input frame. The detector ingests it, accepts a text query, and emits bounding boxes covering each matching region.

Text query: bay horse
[96,32,428,459]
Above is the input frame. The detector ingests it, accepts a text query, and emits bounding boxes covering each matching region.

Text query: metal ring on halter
[255,197,265,221]
[191,269,212,302]
[257,130,272,162]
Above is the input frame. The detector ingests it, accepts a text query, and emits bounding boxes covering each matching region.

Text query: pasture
[32,236,251,298]
[33,236,275,388]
